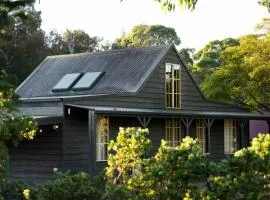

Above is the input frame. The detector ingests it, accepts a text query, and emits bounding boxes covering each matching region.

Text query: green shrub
[0,141,9,182]
[37,171,100,200]
[147,137,206,200]
[207,133,270,200]
[0,180,37,200]
[105,128,206,200]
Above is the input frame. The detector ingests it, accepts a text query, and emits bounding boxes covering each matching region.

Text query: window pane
[165,63,181,108]
[174,65,180,79]
[96,116,109,161]
[166,119,182,147]
[166,64,172,73]
[224,119,237,154]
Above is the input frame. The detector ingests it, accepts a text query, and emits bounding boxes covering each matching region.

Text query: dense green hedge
[1,129,269,200]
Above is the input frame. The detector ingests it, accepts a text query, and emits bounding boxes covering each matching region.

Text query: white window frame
[196,119,206,154]
[166,118,182,147]
[165,63,181,109]
[224,119,237,154]
[96,116,109,161]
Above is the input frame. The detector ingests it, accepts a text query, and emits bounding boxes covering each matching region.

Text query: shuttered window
[166,118,182,147]
[96,116,109,161]
[224,119,237,154]
[165,63,181,108]
[196,119,206,154]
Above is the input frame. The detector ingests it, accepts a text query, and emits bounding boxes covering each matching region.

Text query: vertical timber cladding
[8,125,62,184]
[62,107,89,172]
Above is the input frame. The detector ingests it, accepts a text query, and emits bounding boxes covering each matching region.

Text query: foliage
[147,137,207,199]
[153,0,198,11]
[192,38,239,84]
[105,128,206,200]
[0,141,8,182]
[207,133,270,200]
[0,72,37,187]
[256,18,270,36]
[104,127,151,199]
[63,29,102,54]
[0,0,35,32]
[0,180,37,200]
[201,34,270,110]
[112,24,181,49]
[0,6,48,85]
[37,171,100,200]
[0,75,37,145]
[121,0,198,12]
[179,48,195,71]
[258,0,270,12]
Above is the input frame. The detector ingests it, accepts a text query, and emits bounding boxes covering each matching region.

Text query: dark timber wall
[8,125,62,184]
[62,107,89,172]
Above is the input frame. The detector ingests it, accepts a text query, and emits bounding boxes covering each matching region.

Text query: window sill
[96,160,108,162]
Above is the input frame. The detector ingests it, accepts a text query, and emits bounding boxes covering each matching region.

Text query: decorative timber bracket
[237,119,247,148]
[137,116,152,128]
[203,118,215,155]
[181,118,194,136]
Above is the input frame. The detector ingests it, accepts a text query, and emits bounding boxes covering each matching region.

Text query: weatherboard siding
[62,108,89,172]
[8,126,62,184]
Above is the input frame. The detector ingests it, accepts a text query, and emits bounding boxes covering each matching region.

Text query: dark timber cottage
[9,45,270,184]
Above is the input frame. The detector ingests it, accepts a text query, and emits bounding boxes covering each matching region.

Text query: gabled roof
[16,45,171,99]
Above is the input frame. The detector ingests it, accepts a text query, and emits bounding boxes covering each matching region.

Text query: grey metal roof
[67,104,270,120]
[16,45,171,98]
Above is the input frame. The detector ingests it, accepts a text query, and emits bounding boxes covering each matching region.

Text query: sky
[35,0,269,51]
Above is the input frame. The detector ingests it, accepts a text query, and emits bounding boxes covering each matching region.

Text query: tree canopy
[63,29,102,53]
[258,0,270,12]
[112,24,181,49]
[0,0,35,33]
[192,38,239,84]
[201,35,270,110]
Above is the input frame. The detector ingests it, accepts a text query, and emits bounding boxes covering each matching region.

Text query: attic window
[52,73,82,92]
[72,72,105,90]
[165,63,181,108]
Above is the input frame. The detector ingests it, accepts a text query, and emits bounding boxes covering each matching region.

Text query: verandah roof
[66,104,270,120]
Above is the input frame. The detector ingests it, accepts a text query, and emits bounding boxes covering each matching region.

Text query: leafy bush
[207,133,270,200]
[0,180,37,200]
[104,127,152,199]
[105,128,206,200]
[149,137,207,199]
[0,141,9,182]
[37,171,100,200]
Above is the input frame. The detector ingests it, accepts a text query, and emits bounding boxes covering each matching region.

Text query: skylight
[52,73,82,92]
[72,72,104,90]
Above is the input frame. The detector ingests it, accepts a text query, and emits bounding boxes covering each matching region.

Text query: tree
[121,0,198,12]
[63,29,102,53]
[45,30,66,55]
[112,24,181,49]
[0,0,36,34]
[0,6,48,85]
[0,72,37,186]
[192,38,239,84]
[258,0,270,12]
[256,18,270,36]
[179,48,195,71]
[201,34,270,110]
